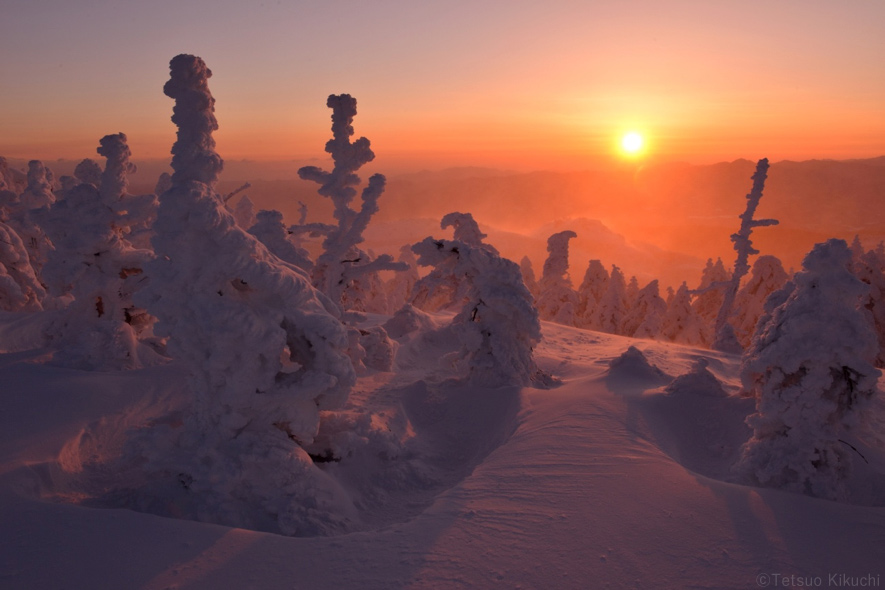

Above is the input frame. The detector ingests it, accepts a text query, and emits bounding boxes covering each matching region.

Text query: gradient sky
[1,0,883,170]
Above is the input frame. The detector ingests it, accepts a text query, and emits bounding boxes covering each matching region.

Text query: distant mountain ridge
[4,155,883,285]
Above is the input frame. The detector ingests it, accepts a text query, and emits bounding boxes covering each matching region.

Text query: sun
[621,131,644,155]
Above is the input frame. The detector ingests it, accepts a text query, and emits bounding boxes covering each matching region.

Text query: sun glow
[621,132,644,155]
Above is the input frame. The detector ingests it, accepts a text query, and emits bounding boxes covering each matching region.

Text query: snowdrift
[1,313,884,589]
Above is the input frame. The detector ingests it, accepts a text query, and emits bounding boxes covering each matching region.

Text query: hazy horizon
[6,153,876,292]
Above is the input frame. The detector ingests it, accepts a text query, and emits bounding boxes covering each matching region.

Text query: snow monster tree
[412,235,546,387]
[735,239,881,501]
[537,230,579,325]
[135,54,357,535]
[298,94,405,314]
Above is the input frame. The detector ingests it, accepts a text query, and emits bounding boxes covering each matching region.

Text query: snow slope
[1,312,883,590]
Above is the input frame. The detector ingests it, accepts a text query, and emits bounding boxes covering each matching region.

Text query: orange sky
[1,1,883,170]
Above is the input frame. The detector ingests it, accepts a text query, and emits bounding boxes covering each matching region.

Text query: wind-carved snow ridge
[665,358,728,398]
[606,345,671,389]
[298,94,406,313]
[127,54,361,536]
[735,239,882,502]
[411,235,552,388]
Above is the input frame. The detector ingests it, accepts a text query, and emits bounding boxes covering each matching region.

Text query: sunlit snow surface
[1,311,884,589]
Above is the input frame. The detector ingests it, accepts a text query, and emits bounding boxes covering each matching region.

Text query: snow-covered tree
[154,172,172,196]
[232,195,257,230]
[440,211,497,253]
[849,234,865,263]
[519,256,540,300]
[386,244,420,313]
[412,235,545,387]
[298,94,405,313]
[5,160,54,273]
[622,279,667,339]
[133,54,358,535]
[661,282,706,346]
[625,275,640,310]
[95,133,158,249]
[19,160,55,210]
[248,209,313,272]
[41,171,154,369]
[411,213,496,312]
[0,221,45,311]
[74,158,102,187]
[590,264,628,335]
[40,134,161,369]
[735,239,881,501]
[576,259,608,328]
[712,158,779,351]
[692,257,730,343]
[537,230,578,325]
[0,157,24,195]
[853,246,885,368]
[731,255,789,347]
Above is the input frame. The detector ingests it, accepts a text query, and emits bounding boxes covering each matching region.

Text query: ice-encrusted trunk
[712,158,778,351]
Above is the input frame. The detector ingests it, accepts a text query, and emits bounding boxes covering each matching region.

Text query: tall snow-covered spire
[97,132,137,205]
[537,230,579,325]
[20,160,55,209]
[299,94,376,220]
[297,94,405,310]
[163,54,223,187]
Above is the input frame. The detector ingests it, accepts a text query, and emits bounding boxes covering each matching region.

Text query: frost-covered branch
[222,182,251,204]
